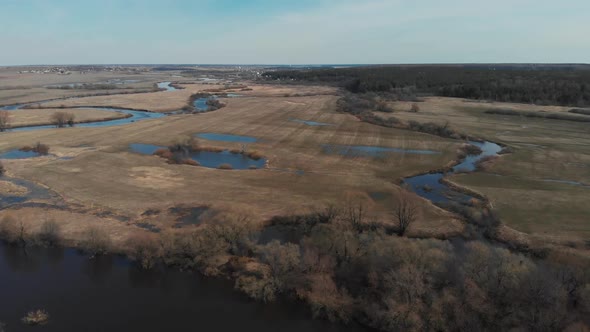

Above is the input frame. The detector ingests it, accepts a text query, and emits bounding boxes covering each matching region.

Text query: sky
[1,0,589,65]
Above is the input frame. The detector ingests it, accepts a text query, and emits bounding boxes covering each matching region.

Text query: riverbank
[0,108,133,129]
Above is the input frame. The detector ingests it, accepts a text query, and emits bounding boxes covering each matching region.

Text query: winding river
[0,83,178,131]
[403,140,502,204]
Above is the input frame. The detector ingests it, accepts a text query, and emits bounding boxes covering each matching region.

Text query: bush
[126,233,160,269]
[0,215,27,245]
[245,151,263,160]
[0,110,11,131]
[218,163,233,170]
[80,227,111,256]
[410,103,420,112]
[0,161,5,176]
[169,136,200,154]
[33,142,50,155]
[183,159,200,166]
[51,111,75,128]
[153,148,173,159]
[21,309,49,326]
[37,219,61,246]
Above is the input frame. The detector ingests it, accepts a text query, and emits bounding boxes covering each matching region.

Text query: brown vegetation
[218,163,233,170]
[393,191,419,236]
[0,110,11,131]
[126,233,160,269]
[20,142,50,155]
[0,215,27,245]
[51,111,75,127]
[37,219,61,246]
[21,310,49,326]
[0,161,5,176]
[80,227,111,256]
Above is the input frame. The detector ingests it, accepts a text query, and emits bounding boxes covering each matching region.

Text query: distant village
[17,66,151,75]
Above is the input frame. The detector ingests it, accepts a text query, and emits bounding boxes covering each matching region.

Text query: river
[0,242,367,332]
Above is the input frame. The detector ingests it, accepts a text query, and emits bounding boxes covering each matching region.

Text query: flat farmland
[0,85,464,244]
[385,97,590,242]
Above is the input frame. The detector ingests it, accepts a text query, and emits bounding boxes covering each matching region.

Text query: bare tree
[393,191,418,236]
[81,227,111,256]
[343,196,366,232]
[51,111,75,128]
[0,111,11,131]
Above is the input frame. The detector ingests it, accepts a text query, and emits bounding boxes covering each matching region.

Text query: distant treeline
[263,65,590,106]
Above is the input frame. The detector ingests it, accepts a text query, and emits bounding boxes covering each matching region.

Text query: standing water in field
[157,82,177,91]
[129,143,266,170]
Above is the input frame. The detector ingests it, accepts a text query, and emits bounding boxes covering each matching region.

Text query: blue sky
[1,0,589,65]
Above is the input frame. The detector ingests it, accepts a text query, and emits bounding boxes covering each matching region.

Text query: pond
[196,133,258,143]
[322,144,441,157]
[129,144,266,170]
[193,97,212,111]
[0,242,367,332]
[0,150,42,159]
[157,82,177,92]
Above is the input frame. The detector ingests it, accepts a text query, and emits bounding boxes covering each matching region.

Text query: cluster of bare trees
[1,187,587,331]
[51,111,75,128]
[0,215,62,247]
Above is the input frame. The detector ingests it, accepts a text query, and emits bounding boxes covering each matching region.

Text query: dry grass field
[385,97,590,243]
[3,108,130,127]
[2,68,588,255]
[0,80,465,247]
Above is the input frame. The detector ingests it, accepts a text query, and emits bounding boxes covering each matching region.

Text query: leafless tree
[343,196,366,232]
[393,191,418,236]
[0,111,11,131]
[51,111,75,128]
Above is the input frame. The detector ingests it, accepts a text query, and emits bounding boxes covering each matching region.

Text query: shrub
[126,233,160,269]
[37,219,61,246]
[0,215,27,245]
[153,148,173,159]
[218,163,233,170]
[0,110,11,131]
[51,111,75,128]
[245,151,263,160]
[22,310,49,326]
[80,227,111,256]
[169,136,200,154]
[460,144,483,156]
[199,146,224,153]
[0,161,5,176]
[32,142,50,155]
[410,103,420,112]
[183,159,200,166]
[475,155,499,171]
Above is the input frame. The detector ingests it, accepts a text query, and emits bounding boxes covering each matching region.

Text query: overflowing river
[0,242,367,332]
